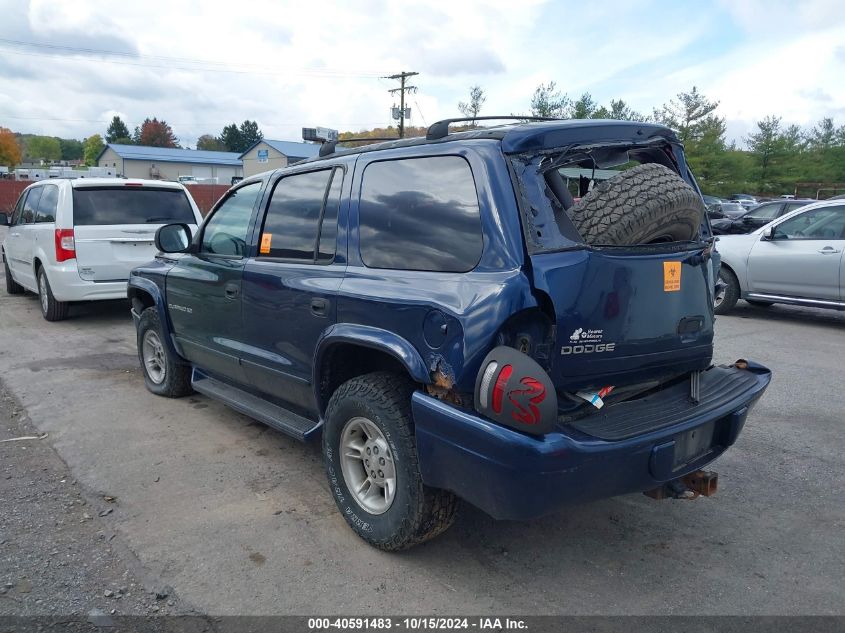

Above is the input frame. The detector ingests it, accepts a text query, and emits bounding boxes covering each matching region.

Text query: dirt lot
[0,286,843,617]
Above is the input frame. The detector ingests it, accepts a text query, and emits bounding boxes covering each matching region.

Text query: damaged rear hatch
[509,134,722,421]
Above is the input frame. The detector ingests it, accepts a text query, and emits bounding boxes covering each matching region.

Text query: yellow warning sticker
[663,261,681,292]
[260,233,272,254]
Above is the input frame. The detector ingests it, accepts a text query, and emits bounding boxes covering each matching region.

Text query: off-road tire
[714,267,740,315]
[323,371,458,551]
[567,163,704,245]
[37,268,69,321]
[4,255,23,295]
[137,307,193,397]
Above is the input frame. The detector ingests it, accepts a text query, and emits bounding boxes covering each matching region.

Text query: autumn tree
[83,134,105,166]
[458,85,487,125]
[196,134,225,151]
[134,118,178,148]
[530,82,569,118]
[0,127,21,168]
[105,116,132,144]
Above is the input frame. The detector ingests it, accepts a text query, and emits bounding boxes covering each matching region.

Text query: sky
[0,0,843,149]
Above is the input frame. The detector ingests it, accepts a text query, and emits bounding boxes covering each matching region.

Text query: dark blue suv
[129,118,771,550]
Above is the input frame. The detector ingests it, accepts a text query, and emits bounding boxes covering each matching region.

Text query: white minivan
[2,179,203,321]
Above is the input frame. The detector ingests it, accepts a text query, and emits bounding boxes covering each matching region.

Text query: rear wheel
[137,307,192,397]
[37,268,69,321]
[714,268,740,315]
[567,163,704,246]
[4,256,23,295]
[323,371,458,551]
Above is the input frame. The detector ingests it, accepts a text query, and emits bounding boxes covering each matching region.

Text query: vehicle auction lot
[0,291,843,616]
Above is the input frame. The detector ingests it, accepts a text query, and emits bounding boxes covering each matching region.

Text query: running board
[191,369,320,441]
[745,293,845,310]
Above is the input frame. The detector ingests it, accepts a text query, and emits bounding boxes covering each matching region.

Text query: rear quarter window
[71,187,196,226]
[358,156,482,272]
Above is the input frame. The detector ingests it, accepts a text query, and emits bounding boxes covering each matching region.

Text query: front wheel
[323,372,458,551]
[137,307,192,397]
[38,268,69,321]
[714,268,740,315]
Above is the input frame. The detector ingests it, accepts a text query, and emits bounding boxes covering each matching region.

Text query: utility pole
[383,71,418,138]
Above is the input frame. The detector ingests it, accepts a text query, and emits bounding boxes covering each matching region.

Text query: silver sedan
[714,199,845,314]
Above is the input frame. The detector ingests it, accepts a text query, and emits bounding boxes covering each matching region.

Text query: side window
[747,203,782,220]
[775,206,845,240]
[259,168,341,262]
[10,192,27,225]
[358,156,483,272]
[35,185,58,223]
[20,187,43,224]
[200,181,262,256]
[318,169,342,263]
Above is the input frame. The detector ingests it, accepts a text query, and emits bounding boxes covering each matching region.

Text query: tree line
[341,84,845,198]
[0,117,265,169]
[3,84,844,196]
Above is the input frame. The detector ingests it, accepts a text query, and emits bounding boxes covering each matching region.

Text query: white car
[714,199,845,314]
[2,178,203,321]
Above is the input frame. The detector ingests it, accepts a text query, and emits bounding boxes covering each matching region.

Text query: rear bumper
[45,263,128,302]
[413,361,771,520]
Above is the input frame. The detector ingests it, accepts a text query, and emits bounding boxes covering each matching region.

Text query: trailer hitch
[644,470,718,500]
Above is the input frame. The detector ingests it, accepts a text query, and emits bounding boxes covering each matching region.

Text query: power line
[382,71,418,138]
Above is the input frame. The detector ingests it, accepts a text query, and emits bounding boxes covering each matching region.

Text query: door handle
[818,247,842,254]
[224,282,240,299]
[310,297,328,317]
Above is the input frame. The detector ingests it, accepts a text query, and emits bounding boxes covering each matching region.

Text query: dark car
[719,201,749,219]
[127,118,771,550]
[702,194,725,219]
[712,199,813,234]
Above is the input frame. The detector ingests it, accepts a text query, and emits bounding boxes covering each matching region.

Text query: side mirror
[762,226,776,240]
[0,213,8,226]
[155,223,192,254]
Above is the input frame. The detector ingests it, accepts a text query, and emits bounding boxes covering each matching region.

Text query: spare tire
[566,163,704,246]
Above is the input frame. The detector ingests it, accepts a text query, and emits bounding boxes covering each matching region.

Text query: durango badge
[474,346,558,435]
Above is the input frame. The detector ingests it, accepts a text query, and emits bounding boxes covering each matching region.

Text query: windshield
[72,187,196,226]
[511,140,702,253]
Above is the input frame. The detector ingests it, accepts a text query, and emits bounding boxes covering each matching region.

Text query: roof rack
[319,136,401,157]
[425,116,562,140]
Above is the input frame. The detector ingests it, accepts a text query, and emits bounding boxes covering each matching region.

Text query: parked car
[128,118,771,550]
[2,179,203,321]
[729,193,758,209]
[702,194,725,219]
[711,199,813,235]
[715,199,845,314]
[719,201,748,219]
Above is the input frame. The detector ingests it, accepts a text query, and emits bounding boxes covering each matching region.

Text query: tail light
[55,229,75,262]
[474,346,557,435]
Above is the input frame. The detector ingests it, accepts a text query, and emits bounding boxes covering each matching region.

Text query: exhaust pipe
[644,470,718,500]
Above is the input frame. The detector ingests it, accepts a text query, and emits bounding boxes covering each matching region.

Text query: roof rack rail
[319,136,401,157]
[425,116,562,140]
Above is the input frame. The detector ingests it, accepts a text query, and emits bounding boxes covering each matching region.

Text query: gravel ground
[0,383,187,618]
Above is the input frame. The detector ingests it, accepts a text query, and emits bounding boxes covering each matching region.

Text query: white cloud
[0,0,842,147]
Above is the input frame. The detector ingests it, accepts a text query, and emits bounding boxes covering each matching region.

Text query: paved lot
[0,281,843,616]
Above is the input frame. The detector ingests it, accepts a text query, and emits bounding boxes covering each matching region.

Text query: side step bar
[191,369,320,442]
